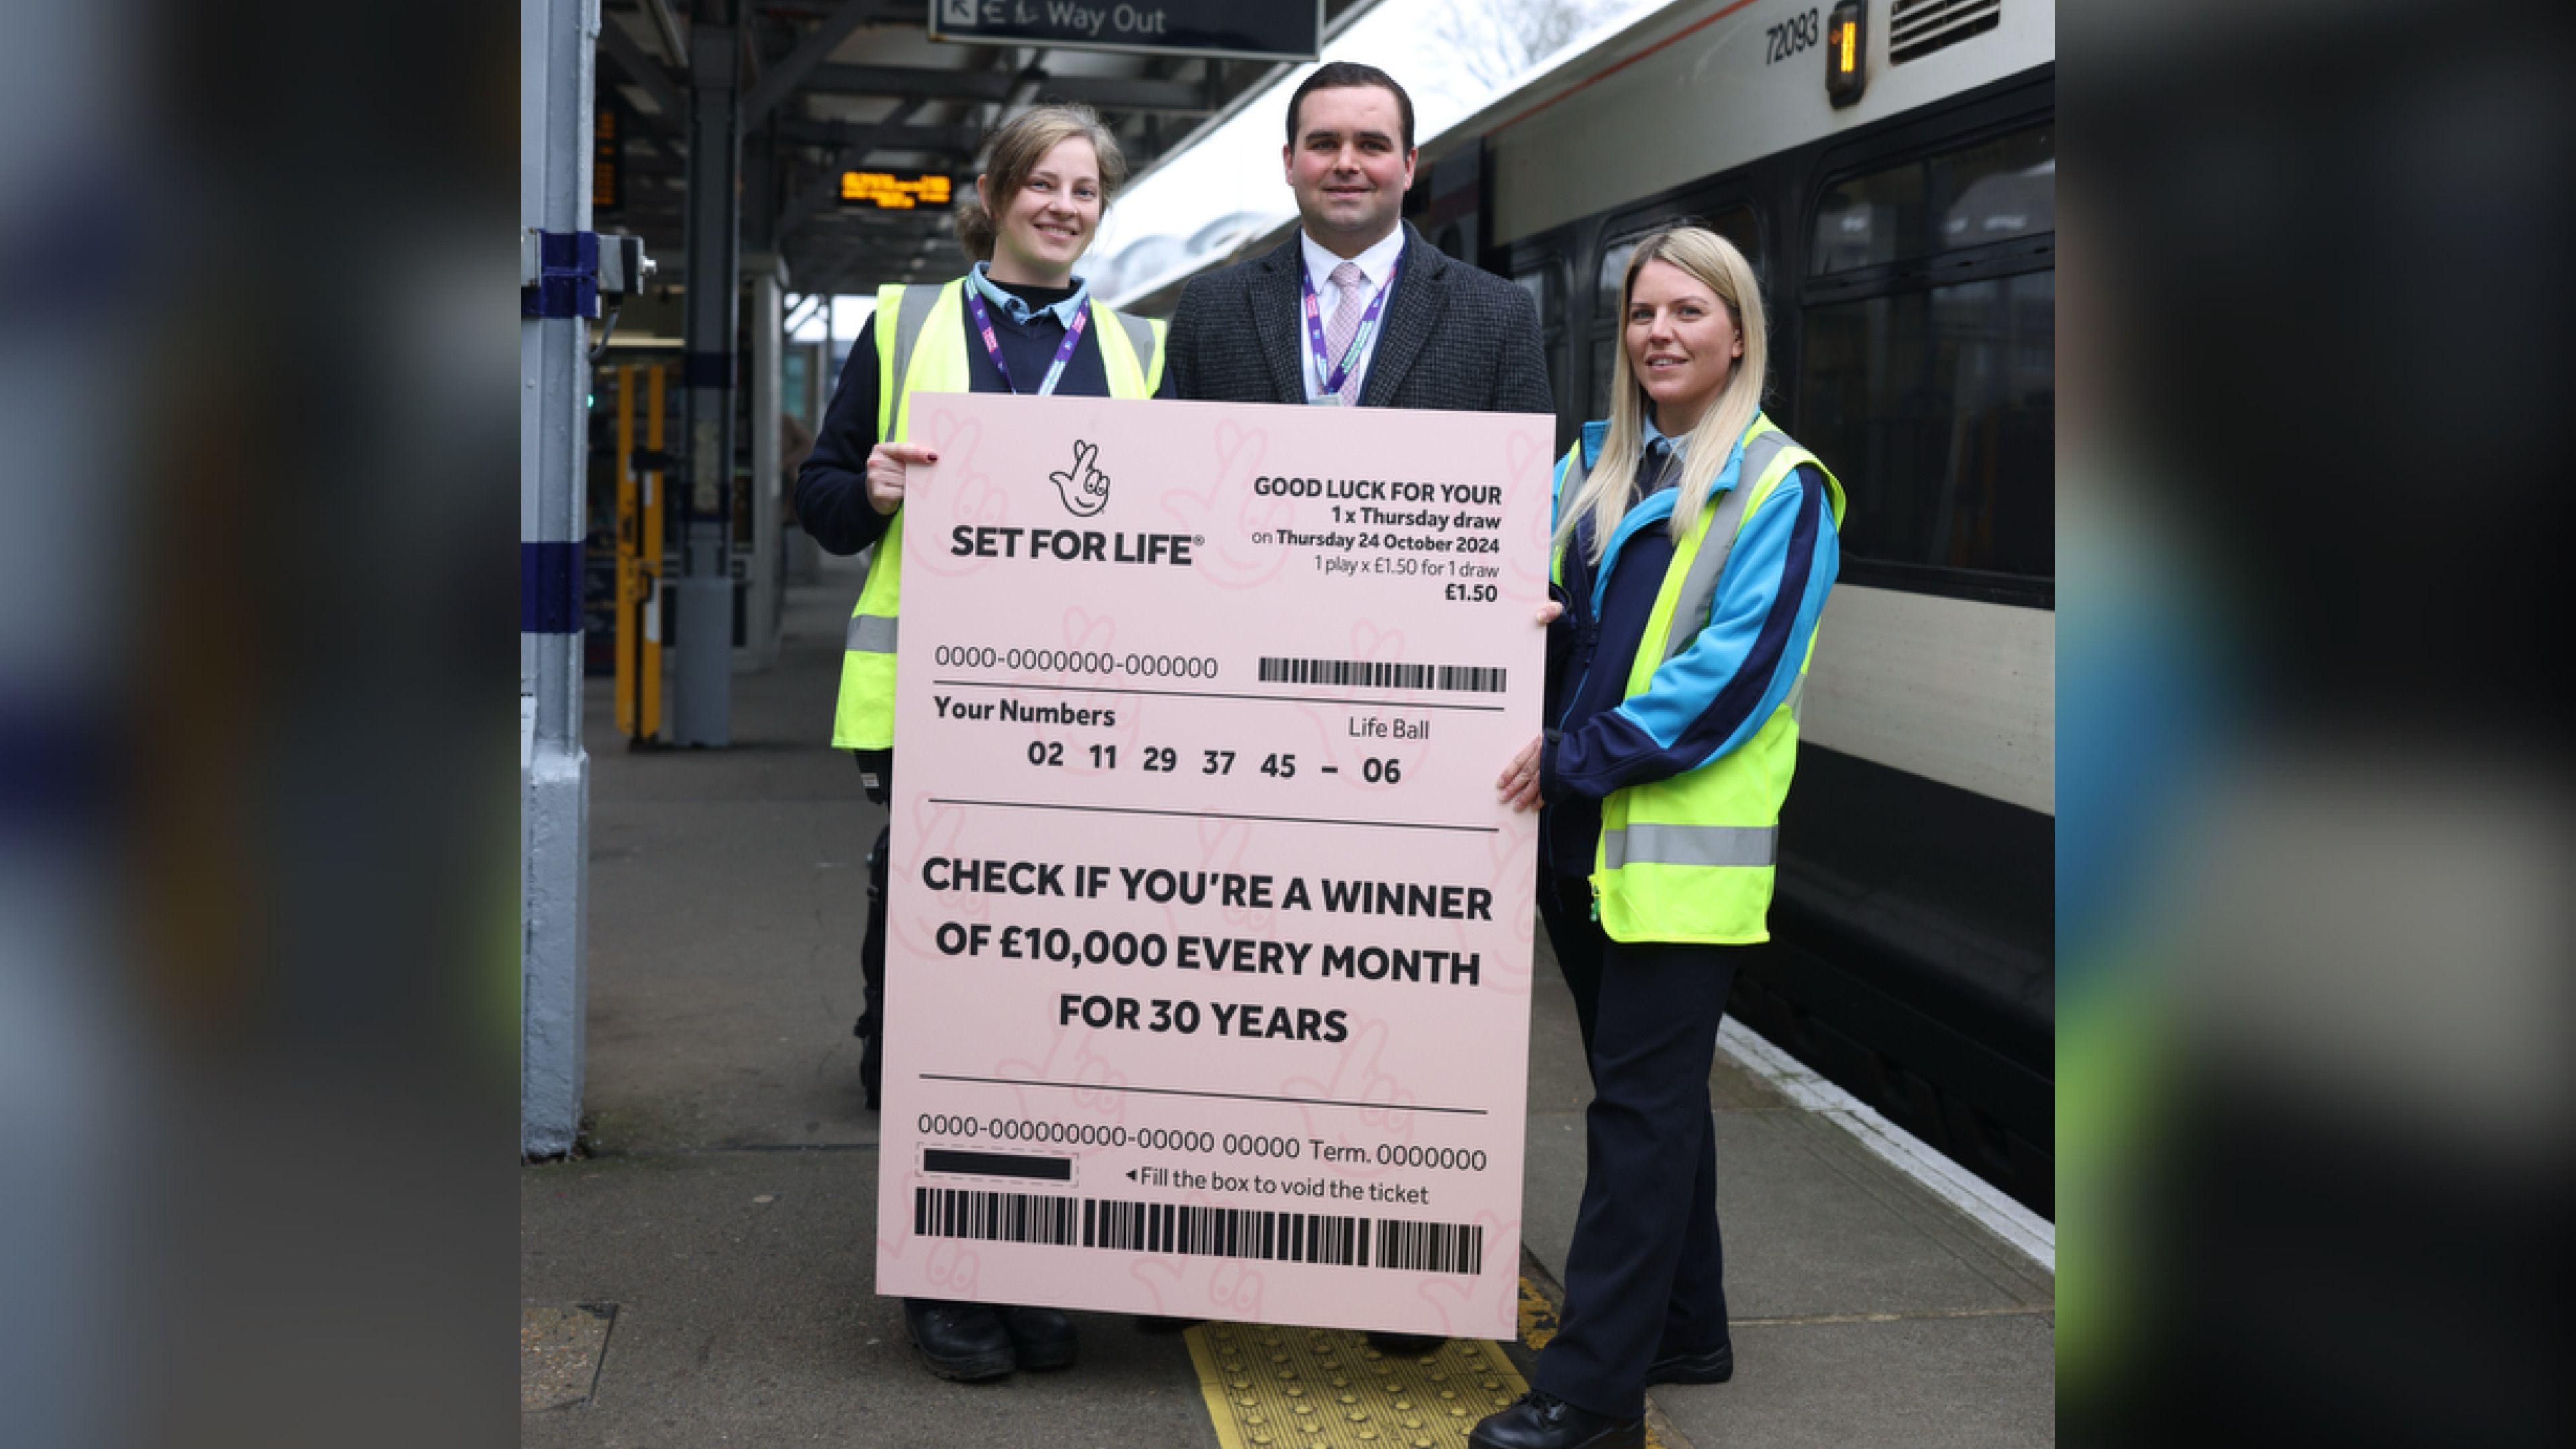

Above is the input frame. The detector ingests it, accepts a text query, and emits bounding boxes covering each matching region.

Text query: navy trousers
[1532,874,1737,1419]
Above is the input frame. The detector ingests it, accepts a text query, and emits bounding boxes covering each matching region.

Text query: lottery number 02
[1028,741,1064,767]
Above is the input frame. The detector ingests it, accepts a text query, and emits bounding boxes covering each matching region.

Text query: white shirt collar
[1299,225,1408,295]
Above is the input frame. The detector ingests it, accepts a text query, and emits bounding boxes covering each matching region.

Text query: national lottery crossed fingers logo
[1049,437,1112,517]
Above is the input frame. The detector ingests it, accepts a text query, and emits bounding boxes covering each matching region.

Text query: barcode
[914,1187,1484,1276]
[1258,657,1506,693]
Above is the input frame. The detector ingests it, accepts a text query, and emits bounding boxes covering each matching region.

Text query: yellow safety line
[1185,1277,1676,1448]
[1185,1319,1526,1449]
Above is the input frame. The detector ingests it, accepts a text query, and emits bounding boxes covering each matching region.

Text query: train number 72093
[1766,8,1821,64]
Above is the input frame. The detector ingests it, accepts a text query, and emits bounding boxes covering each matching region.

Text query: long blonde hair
[1552,227,1769,565]
[955,103,1128,262]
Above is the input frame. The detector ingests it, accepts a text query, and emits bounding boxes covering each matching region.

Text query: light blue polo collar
[1579,413,1684,469]
[967,262,1090,328]
[1583,415,1755,619]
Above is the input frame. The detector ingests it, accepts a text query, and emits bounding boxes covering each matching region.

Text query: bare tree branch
[1429,0,1609,91]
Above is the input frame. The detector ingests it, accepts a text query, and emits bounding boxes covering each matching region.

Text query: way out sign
[929,0,1322,63]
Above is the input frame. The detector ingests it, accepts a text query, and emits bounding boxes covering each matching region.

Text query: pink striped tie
[1324,261,1366,404]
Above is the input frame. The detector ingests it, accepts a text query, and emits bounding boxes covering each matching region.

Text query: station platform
[521,560,2055,1448]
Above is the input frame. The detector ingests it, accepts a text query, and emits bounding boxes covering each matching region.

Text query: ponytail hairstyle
[1551,227,1770,566]
[955,103,1129,262]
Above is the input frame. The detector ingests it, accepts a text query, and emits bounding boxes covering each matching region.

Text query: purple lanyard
[1299,256,1401,398]
[964,288,1089,397]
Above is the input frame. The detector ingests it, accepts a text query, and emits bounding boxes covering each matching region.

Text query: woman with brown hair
[794,101,1171,1385]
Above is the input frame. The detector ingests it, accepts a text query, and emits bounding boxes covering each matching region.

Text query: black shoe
[999,1305,1078,1371]
[1646,1338,1733,1385]
[1365,1330,1444,1358]
[902,1298,1013,1381]
[854,1016,881,1112]
[1468,1391,1644,1449]
[1134,1314,1200,1334]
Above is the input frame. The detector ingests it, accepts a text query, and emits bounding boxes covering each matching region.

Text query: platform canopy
[595,0,1385,294]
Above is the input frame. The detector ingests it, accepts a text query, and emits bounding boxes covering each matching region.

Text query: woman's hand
[1495,602,1565,812]
[866,441,940,515]
[1495,601,1564,812]
[1498,734,1545,813]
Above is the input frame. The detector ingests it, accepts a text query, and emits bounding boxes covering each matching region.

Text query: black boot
[998,1305,1078,1370]
[1473,1382,1627,1433]
[1646,1338,1733,1385]
[855,822,888,1110]
[902,1298,1013,1382]
[853,998,882,1112]
[1468,1391,1644,1449]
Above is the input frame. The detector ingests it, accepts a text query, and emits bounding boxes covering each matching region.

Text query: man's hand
[866,441,938,515]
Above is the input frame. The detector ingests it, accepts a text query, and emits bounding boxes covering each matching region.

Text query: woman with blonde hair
[794,101,1171,1385]
[1479,227,1847,1449]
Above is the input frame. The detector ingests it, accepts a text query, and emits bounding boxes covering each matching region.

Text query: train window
[1931,128,2053,251]
[1813,124,2052,274]
[1512,264,1559,330]
[1594,237,1642,321]
[1799,269,2054,580]
[1812,166,1919,273]
[1513,256,1576,449]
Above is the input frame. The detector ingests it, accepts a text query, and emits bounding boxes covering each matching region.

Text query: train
[1118,0,2055,1216]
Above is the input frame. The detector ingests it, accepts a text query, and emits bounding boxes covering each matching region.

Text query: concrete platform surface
[525,568,2054,1446]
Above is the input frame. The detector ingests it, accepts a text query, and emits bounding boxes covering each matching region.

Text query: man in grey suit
[1168,62,1552,417]
[1162,60,1552,1368]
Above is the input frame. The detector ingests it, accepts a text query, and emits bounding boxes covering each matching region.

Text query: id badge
[1306,393,1342,406]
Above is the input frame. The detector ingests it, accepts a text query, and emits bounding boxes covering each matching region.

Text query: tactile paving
[1185,1319,1527,1449]
[1516,1277,1562,1352]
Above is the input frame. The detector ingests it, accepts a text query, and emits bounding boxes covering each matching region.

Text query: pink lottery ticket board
[874,392,1555,1339]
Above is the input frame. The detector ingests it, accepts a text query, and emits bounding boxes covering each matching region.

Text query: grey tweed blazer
[1168,221,1553,415]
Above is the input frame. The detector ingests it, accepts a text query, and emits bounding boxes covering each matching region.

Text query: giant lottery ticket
[873,392,1554,1338]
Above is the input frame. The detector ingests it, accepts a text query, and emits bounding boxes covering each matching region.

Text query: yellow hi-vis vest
[1551,413,1847,945]
[830,279,1167,749]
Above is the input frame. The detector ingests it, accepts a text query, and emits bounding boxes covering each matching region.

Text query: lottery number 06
[1362,757,1402,784]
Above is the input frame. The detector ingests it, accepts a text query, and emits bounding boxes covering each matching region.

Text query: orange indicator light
[1824,1,1866,106]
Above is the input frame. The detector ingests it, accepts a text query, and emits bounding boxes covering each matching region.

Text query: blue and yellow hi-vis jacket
[1543,412,1845,944]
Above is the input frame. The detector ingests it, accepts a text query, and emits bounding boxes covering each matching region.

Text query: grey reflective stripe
[1660,428,1796,663]
[1601,822,1777,870]
[887,282,945,429]
[1558,445,1589,527]
[1782,674,1807,722]
[845,613,898,653]
[1113,309,1157,386]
